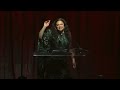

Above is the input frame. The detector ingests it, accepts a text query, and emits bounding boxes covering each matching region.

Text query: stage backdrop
[0,11,120,79]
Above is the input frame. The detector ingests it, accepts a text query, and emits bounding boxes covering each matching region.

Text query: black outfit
[36,29,72,79]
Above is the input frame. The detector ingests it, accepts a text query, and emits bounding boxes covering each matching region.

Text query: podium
[33,48,88,57]
[33,48,88,79]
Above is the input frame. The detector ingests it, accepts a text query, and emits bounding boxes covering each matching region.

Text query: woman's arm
[68,32,76,69]
[69,49,76,69]
[39,20,51,39]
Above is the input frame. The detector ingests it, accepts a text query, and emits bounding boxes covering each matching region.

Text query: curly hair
[51,18,69,32]
[50,18,72,48]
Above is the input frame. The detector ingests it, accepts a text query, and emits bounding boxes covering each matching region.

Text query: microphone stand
[18,34,27,79]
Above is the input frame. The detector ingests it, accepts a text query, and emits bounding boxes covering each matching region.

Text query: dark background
[0,11,120,79]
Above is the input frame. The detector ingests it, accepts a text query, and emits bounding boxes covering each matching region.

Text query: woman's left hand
[69,49,76,69]
[72,57,76,69]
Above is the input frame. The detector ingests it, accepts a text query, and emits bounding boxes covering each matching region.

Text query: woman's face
[56,20,65,31]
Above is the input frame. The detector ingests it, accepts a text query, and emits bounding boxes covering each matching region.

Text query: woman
[37,18,76,79]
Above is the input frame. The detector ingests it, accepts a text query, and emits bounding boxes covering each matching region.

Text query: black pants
[37,56,71,79]
[37,57,47,79]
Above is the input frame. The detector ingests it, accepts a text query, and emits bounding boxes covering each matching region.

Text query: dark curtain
[0,11,120,79]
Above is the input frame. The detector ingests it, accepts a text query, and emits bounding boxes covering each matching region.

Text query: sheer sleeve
[68,31,73,49]
[36,29,52,52]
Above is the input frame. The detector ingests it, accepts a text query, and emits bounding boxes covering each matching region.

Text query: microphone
[75,41,88,55]
[75,41,82,50]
